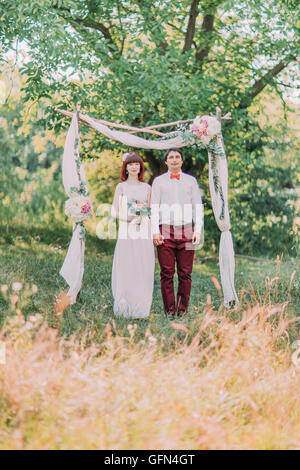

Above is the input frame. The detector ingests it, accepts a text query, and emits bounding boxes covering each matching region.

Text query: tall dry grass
[0,275,300,450]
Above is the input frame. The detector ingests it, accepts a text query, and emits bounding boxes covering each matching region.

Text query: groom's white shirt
[150,170,204,235]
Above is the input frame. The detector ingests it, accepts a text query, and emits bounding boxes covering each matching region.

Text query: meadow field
[0,221,299,450]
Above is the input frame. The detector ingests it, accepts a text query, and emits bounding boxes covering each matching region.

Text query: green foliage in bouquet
[128,200,151,217]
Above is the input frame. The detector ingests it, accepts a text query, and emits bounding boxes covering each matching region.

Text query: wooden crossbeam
[55,106,232,137]
[55,108,166,137]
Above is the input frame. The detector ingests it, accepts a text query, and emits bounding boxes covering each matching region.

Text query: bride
[111,152,155,319]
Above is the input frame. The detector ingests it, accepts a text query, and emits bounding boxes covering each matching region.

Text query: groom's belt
[160,222,193,229]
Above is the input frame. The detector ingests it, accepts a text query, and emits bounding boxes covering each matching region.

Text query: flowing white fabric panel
[59,222,85,304]
[81,113,187,149]
[62,112,80,196]
[208,135,239,307]
[59,110,86,304]
[219,231,239,308]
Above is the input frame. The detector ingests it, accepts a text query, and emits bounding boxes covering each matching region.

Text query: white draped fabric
[81,112,188,149]
[59,109,239,308]
[61,111,88,195]
[59,222,84,304]
[59,110,88,304]
[208,140,239,307]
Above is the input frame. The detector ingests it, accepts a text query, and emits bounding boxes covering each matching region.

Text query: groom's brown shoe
[177,309,186,318]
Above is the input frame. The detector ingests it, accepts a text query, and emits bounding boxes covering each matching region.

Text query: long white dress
[111,181,155,318]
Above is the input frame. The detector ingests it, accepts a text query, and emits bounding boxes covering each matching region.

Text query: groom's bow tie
[170,173,180,180]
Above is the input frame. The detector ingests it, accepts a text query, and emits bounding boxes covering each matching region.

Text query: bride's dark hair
[120,152,145,181]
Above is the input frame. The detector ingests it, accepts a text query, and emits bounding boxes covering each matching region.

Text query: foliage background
[0,0,299,256]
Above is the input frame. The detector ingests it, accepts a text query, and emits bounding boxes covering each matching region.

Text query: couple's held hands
[153,233,164,246]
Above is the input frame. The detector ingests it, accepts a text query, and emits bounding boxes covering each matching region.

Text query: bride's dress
[111,181,155,318]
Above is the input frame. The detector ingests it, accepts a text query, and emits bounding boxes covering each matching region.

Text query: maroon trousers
[157,224,195,314]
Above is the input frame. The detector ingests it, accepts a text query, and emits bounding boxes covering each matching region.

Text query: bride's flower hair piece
[120,151,145,182]
[122,152,130,162]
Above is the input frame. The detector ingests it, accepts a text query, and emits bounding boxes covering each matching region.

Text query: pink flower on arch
[81,202,91,214]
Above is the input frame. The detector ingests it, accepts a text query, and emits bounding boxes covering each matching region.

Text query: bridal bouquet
[64,194,94,223]
[128,199,151,217]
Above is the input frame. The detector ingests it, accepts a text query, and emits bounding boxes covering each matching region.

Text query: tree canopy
[0,0,299,255]
[0,0,299,175]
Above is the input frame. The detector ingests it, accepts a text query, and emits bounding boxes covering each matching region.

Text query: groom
[151,148,204,318]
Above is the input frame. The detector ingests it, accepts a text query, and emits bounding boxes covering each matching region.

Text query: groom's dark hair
[164,148,183,161]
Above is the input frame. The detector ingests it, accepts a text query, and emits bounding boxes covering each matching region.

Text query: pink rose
[81,202,91,214]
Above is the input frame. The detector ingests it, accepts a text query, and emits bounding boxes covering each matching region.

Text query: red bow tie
[170,173,180,180]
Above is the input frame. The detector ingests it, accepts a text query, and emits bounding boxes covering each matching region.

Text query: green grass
[0,221,299,348]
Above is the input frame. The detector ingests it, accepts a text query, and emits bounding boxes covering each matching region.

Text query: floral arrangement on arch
[64,193,94,223]
[170,115,225,158]
[64,181,94,239]
[62,134,94,240]
[190,115,221,145]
